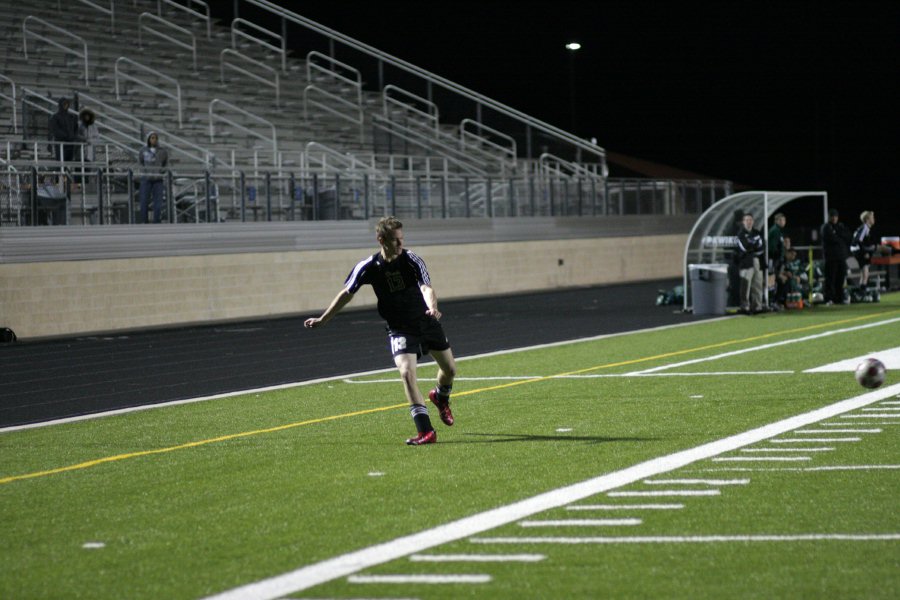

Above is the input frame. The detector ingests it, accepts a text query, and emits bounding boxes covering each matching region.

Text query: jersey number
[391,336,407,354]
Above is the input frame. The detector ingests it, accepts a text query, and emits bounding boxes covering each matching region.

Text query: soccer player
[304,216,457,445]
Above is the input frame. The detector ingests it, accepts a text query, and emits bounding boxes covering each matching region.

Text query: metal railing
[220,48,280,107]
[0,75,17,134]
[22,16,90,87]
[61,0,115,34]
[460,119,516,167]
[382,85,438,131]
[114,57,183,128]
[158,0,211,40]
[238,0,606,169]
[372,114,487,177]
[231,18,286,72]
[209,98,277,169]
[138,12,197,72]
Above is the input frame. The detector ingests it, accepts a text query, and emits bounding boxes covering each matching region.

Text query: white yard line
[795,429,881,434]
[740,447,834,452]
[695,465,900,473]
[200,386,900,600]
[643,479,749,485]
[711,456,811,462]
[608,490,720,497]
[347,574,491,584]
[626,316,900,375]
[471,534,900,545]
[770,437,860,443]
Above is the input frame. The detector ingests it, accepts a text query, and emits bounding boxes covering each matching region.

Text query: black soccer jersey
[345,249,432,330]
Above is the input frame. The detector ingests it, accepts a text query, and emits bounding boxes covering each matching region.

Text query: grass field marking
[770,437,861,443]
[697,465,900,473]
[0,403,405,486]
[861,407,900,411]
[628,314,900,375]
[471,534,900,545]
[199,382,900,600]
[567,504,684,511]
[409,553,546,563]
[519,519,642,527]
[795,429,881,434]
[643,479,749,485]
[607,490,721,497]
[348,574,492,584]
[881,401,900,405]
[711,456,811,462]
[841,414,900,419]
[740,447,834,452]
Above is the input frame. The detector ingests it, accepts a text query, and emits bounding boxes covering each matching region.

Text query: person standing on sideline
[821,208,852,304]
[736,213,765,314]
[137,132,168,223]
[768,212,787,273]
[851,211,890,288]
[304,216,457,446]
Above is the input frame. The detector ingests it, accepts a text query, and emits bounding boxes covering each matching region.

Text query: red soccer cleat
[406,430,437,445]
[429,389,454,426]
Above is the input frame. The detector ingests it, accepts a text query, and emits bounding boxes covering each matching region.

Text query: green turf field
[2,295,899,599]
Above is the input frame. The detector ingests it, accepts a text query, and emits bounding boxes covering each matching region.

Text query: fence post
[312,173,319,220]
[363,173,369,219]
[415,174,422,219]
[265,171,272,221]
[96,167,104,225]
[205,171,212,222]
[486,176,492,218]
[166,171,174,223]
[126,168,134,224]
[464,176,470,218]
[390,175,397,216]
[30,166,38,226]
[335,173,341,220]
[239,171,246,222]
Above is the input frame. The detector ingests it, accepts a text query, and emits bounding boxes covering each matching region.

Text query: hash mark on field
[348,574,491,584]
[741,447,834,452]
[643,479,748,485]
[795,429,881,434]
[471,534,900,545]
[695,465,900,473]
[567,504,684,511]
[409,553,546,563]
[770,437,860,443]
[861,407,900,411]
[519,519,642,527]
[841,414,900,419]
[608,490,720,497]
[712,456,811,462]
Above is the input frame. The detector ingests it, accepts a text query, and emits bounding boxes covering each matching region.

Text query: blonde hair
[376,216,403,239]
[860,211,873,223]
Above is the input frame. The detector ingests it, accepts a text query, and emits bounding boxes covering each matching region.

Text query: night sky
[226,1,898,235]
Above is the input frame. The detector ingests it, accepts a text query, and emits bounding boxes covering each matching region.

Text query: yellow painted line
[2,309,897,486]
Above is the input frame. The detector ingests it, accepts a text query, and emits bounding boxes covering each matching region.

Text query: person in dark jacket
[821,208,853,304]
[48,97,78,161]
[137,132,169,223]
[851,210,890,287]
[736,213,765,313]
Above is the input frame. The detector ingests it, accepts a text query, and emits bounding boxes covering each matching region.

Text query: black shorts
[387,318,450,358]
[854,251,871,267]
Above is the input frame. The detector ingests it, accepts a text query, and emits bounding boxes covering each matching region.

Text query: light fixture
[565,42,581,51]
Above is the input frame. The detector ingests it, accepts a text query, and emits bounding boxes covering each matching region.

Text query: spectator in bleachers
[78,108,99,162]
[736,213,765,314]
[851,210,891,288]
[821,208,852,304]
[137,132,168,224]
[48,97,78,162]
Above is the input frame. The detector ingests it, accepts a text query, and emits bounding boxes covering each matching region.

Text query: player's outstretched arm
[420,284,442,320]
[304,289,354,329]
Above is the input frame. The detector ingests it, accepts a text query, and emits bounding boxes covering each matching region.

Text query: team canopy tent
[683,190,828,312]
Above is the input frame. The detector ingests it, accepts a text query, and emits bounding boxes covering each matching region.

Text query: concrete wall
[0,233,687,339]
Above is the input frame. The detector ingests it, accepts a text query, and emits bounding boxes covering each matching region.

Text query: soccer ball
[855,358,886,389]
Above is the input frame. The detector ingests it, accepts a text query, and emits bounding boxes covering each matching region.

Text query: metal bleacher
[0,0,731,227]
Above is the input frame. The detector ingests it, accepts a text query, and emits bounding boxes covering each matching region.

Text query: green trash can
[689,264,729,315]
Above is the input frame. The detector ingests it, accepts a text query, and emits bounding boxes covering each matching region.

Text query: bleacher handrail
[304,141,383,177]
[240,0,606,165]
[383,85,439,130]
[231,18,286,72]
[539,152,607,180]
[61,0,115,33]
[157,0,211,40]
[305,51,362,94]
[78,90,216,168]
[0,74,17,134]
[460,118,516,163]
[22,16,90,87]
[302,85,364,143]
[137,12,197,72]
[114,57,183,128]
[209,98,277,168]
[219,48,280,107]
[371,114,487,177]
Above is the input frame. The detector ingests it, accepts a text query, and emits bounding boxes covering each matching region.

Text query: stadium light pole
[565,42,581,134]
